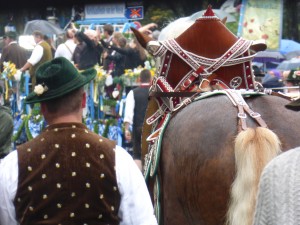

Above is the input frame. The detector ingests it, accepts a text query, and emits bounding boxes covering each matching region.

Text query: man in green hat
[0,105,13,159]
[0,57,157,225]
[0,31,27,71]
[285,97,300,111]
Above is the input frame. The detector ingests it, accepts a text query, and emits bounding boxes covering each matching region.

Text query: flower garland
[12,104,45,144]
[114,66,156,94]
[1,61,20,101]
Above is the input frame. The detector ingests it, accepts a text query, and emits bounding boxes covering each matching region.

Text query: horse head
[132,5,266,91]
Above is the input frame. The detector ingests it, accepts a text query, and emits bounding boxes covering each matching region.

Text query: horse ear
[250,40,267,53]
[221,17,227,25]
[130,27,153,49]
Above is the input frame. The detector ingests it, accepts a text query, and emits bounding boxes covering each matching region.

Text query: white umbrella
[276,58,300,70]
[191,9,236,23]
[23,20,64,36]
[285,50,300,60]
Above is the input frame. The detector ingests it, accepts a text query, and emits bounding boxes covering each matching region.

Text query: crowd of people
[253,63,300,99]
[0,23,158,101]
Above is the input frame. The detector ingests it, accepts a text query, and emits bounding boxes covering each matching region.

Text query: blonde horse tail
[226,127,281,225]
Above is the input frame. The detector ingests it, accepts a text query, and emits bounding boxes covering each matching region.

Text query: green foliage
[102,118,118,138]
[143,5,176,29]
[225,13,240,36]
[103,99,117,107]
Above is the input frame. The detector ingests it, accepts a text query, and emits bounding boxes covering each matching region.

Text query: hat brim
[285,98,300,111]
[25,68,96,104]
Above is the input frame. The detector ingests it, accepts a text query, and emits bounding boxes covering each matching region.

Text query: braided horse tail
[226,127,281,225]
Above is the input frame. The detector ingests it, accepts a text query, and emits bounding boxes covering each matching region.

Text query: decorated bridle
[150,36,255,91]
[142,12,265,141]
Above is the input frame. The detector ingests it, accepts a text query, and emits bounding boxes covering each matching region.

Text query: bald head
[66,29,76,39]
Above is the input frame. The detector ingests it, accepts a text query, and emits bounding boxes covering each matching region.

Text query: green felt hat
[25,57,96,104]
[285,98,300,111]
[4,31,17,39]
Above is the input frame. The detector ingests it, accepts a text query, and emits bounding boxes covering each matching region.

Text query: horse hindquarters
[159,97,237,225]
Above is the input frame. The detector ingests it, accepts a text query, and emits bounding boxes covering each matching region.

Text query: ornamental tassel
[93,82,98,104]
[89,81,95,120]
[99,95,104,119]
[117,118,123,146]
[24,72,31,114]
[5,79,8,100]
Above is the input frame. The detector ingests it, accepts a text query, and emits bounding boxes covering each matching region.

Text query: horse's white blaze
[227,127,281,225]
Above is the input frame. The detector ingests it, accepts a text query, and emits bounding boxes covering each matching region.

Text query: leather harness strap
[150,92,197,97]
[263,88,293,101]
[224,89,268,131]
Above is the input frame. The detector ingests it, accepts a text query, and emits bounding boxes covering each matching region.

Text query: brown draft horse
[131,6,300,225]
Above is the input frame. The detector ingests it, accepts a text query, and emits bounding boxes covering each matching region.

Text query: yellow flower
[2,61,18,80]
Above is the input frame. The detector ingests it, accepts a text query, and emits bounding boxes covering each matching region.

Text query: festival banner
[237,0,283,50]
[125,6,144,20]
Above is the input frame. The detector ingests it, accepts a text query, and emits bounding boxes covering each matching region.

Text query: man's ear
[82,91,86,108]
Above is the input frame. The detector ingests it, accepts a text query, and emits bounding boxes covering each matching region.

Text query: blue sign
[125,6,144,20]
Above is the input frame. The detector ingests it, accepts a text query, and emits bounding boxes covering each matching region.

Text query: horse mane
[158,17,194,41]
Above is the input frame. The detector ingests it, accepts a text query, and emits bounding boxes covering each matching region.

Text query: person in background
[72,30,102,70]
[0,31,27,72]
[101,36,147,70]
[138,23,158,36]
[262,69,284,92]
[123,69,152,170]
[101,24,114,71]
[101,32,126,98]
[253,98,300,225]
[283,69,300,98]
[72,30,103,117]
[19,30,53,91]
[0,105,13,160]
[0,31,28,106]
[0,57,157,225]
[43,35,56,57]
[54,28,76,62]
[102,32,126,77]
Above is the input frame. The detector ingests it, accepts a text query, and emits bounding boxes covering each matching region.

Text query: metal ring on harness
[198,78,211,91]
